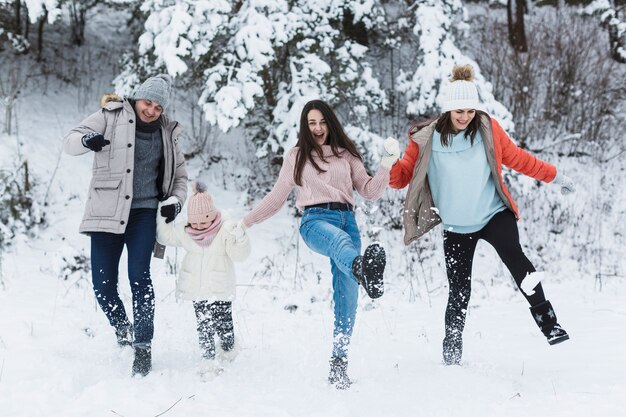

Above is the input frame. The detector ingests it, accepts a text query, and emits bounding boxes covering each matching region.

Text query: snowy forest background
[1,1,625,416]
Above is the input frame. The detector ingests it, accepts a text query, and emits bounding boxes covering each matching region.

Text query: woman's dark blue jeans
[90,208,157,347]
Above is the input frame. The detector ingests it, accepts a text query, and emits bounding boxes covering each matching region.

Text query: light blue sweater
[427,130,506,234]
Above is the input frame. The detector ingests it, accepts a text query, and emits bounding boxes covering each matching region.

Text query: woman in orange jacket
[388,64,575,365]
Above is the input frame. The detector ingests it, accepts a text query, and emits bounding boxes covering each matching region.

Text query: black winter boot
[442,330,463,365]
[328,356,352,390]
[212,301,235,352]
[530,300,570,345]
[199,330,217,360]
[132,346,152,377]
[115,323,133,347]
[352,243,386,299]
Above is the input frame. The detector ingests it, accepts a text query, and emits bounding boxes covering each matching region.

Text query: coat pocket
[89,179,121,217]
[95,125,115,170]
[176,269,197,298]
[94,147,111,169]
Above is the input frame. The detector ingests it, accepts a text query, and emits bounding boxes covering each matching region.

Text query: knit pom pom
[450,64,474,82]
[192,180,208,195]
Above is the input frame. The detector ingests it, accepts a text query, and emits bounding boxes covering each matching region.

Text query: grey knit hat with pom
[130,74,173,110]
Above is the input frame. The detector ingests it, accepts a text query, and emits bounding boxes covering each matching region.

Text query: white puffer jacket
[156,197,250,302]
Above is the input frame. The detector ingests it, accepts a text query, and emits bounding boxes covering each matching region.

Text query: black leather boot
[351,243,386,299]
[530,300,570,345]
[132,346,152,377]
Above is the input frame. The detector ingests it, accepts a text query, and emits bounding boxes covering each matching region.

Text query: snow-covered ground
[1,110,625,415]
[1,224,626,417]
[1,9,625,415]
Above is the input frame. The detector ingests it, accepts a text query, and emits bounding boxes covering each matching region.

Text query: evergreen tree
[115,0,387,158]
[397,0,513,129]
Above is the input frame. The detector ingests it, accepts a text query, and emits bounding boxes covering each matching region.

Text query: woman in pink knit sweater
[239,100,400,389]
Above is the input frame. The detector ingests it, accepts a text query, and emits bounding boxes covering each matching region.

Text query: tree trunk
[604,8,626,63]
[507,0,528,52]
[260,67,276,109]
[13,0,21,35]
[24,6,29,39]
[36,8,47,62]
[342,8,369,46]
[69,1,86,45]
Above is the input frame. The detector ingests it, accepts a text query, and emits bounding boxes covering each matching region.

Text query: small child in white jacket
[157,181,250,371]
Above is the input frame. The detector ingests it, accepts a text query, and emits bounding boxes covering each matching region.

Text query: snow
[397,0,514,130]
[1,2,626,416]
[1,85,625,413]
[581,0,612,15]
[520,271,546,296]
[2,233,626,416]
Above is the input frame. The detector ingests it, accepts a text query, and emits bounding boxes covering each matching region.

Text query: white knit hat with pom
[440,64,481,112]
[187,181,217,224]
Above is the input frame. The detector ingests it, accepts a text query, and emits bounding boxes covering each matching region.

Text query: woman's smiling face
[307,109,328,145]
[450,109,476,132]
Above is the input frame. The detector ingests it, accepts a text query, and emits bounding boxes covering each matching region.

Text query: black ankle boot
[132,346,152,377]
[530,300,570,345]
[220,333,235,352]
[328,356,352,390]
[115,324,133,347]
[198,330,216,360]
[352,243,386,299]
[442,330,463,365]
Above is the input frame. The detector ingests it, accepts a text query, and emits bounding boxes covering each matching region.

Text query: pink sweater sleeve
[349,155,390,200]
[243,153,296,227]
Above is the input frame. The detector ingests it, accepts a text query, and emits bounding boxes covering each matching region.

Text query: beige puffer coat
[63,95,188,235]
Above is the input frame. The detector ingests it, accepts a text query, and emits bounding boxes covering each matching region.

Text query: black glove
[160,201,181,224]
[81,132,110,152]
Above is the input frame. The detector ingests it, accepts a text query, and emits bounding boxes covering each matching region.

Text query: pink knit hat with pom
[187,181,217,224]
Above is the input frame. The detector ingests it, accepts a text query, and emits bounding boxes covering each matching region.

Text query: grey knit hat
[130,74,173,110]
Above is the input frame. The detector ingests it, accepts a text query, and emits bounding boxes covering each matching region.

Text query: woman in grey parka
[63,74,188,377]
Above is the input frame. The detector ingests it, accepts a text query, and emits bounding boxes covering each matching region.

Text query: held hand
[160,201,181,223]
[81,132,110,152]
[229,220,246,241]
[381,137,400,169]
[552,172,575,195]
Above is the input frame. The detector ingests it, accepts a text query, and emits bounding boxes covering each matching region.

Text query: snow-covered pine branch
[115,0,387,158]
[397,0,513,130]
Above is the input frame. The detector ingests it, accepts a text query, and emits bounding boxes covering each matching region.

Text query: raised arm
[242,151,296,228]
[492,119,556,183]
[389,139,419,189]
[156,197,187,247]
[223,221,251,262]
[63,110,108,156]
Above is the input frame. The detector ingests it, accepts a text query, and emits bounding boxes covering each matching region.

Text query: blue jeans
[299,208,361,358]
[90,208,157,347]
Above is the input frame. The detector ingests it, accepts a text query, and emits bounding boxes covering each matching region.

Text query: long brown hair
[408,116,438,138]
[434,110,485,146]
[293,100,361,186]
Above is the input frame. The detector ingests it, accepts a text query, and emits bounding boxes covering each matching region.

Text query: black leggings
[193,300,234,359]
[442,210,546,337]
